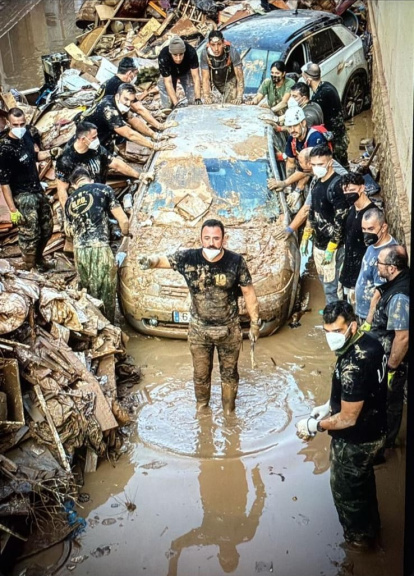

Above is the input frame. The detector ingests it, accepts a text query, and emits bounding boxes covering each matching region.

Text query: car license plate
[172,311,191,323]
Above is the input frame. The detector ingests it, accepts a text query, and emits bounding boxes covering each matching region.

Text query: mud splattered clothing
[329,332,387,543]
[370,268,410,448]
[257,77,295,109]
[168,248,252,410]
[94,75,123,102]
[200,44,242,95]
[340,202,375,289]
[56,137,113,184]
[354,237,397,319]
[308,173,349,303]
[83,95,129,151]
[0,132,52,258]
[311,81,349,167]
[65,182,120,322]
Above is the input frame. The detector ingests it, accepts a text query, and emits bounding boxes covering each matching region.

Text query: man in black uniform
[56,121,151,207]
[339,172,376,306]
[300,144,349,304]
[83,83,175,153]
[95,56,177,134]
[200,30,244,104]
[297,300,387,549]
[139,218,260,415]
[157,35,202,109]
[0,108,54,271]
[302,63,349,168]
[65,167,129,323]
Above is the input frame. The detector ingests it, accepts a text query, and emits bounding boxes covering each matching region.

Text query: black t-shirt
[83,96,128,149]
[329,332,387,443]
[65,182,120,248]
[95,75,123,103]
[311,81,346,136]
[56,137,113,185]
[340,201,375,288]
[167,248,252,325]
[158,43,199,79]
[308,173,349,250]
[0,132,43,196]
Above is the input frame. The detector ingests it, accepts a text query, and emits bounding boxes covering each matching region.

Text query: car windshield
[240,49,283,93]
[144,158,279,223]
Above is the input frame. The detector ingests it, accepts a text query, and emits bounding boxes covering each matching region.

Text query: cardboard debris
[132,17,161,49]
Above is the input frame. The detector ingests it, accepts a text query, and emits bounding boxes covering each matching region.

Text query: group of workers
[0,28,409,554]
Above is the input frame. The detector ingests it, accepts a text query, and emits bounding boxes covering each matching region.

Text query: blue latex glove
[115,252,126,268]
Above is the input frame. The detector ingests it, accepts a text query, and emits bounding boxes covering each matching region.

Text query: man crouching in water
[139,219,260,414]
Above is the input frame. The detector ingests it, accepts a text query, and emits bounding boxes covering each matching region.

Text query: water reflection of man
[167,414,266,575]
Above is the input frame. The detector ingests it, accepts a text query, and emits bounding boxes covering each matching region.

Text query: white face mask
[88,137,100,151]
[11,126,26,139]
[312,165,328,179]
[203,247,221,261]
[117,101,130,113]
[325,324,352,351]
[287,96,298,108]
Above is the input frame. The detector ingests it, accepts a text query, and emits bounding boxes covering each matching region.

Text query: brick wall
[368,1,412,254]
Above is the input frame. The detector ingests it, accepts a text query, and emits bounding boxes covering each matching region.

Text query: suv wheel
[342,71,369,119]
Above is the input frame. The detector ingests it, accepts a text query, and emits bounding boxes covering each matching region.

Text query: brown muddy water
[1,2,406,573]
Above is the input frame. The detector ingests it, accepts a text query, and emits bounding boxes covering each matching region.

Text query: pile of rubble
[0,258,141,562]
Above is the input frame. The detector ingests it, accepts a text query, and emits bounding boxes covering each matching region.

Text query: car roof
[221,9,343,52]
[153,104,269,162]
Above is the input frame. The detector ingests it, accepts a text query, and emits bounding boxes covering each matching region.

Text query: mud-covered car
[119,105,300,339]
[198,9,369,118]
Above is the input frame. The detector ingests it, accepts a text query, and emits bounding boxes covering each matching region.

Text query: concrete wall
[368,0,413,251]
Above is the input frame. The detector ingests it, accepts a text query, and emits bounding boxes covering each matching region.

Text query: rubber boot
[35,242,55,272]
[16,253,36,271]
[221,383,237,416]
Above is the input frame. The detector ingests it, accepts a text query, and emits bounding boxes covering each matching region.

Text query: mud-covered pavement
[13,272,405,576]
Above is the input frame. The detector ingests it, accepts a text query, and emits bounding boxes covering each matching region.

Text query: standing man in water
[138,219,260,415]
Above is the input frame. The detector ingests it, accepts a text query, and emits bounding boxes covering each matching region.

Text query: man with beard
[364,245,409,459]
[248,61,294,114]
[200,30,244,104]
[296,300,387,550]
[138,219,260,415]
[302,62,349,168]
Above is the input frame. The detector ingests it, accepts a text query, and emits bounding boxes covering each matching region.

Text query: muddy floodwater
[14,270,406,576]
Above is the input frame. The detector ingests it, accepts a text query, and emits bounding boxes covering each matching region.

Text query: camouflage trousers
[74,245,117,323]
[14,192,53,258]
[332,130,350,168]
[188,318,242,413]
[330,435,385,542]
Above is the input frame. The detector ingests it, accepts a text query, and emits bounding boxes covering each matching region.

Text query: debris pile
[0,258,141,561]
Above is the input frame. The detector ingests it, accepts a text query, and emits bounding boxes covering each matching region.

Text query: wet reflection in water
[166,412,266,575]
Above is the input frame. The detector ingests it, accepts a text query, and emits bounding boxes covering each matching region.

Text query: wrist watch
[316,421,325,433]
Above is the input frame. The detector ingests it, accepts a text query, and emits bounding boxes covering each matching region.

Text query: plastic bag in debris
[0,292,29,334]
[3,277,40,303]
[195,0,226,17]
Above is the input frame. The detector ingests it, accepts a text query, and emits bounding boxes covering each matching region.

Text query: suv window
[242,49,282,93]
[308,28,345,63]
[285,42,306,74]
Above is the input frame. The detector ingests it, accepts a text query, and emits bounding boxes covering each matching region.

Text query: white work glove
[138,255,159,270]
[310,400,330,421]
[296,417,318,440]
[115,252,126,268]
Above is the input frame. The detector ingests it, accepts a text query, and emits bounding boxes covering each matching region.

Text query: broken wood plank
[154,11,175,36]
[97,354,117,399]
[83,0,125,56]
[95,4,115,21]
[132,17,161,49]
[33,385,72,474]
[148,0,166,18]
[84,447,98,473]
